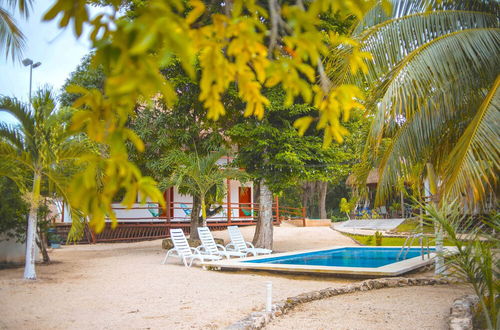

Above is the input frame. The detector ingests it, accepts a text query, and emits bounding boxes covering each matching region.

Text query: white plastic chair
[226,226,272,256]
[162,229,221,267]
[197,227,248,259]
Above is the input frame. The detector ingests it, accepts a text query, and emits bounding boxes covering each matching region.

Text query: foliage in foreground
[422,201,499,330]
[41,0,383,234]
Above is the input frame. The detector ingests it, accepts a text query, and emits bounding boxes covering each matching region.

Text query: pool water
[244,247,433,268]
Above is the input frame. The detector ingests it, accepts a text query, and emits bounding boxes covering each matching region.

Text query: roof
[346,168,379,186]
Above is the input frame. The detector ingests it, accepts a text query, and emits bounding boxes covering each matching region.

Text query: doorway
[239,187,252,217]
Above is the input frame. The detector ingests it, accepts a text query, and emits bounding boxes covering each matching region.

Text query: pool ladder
[397,233,431,261]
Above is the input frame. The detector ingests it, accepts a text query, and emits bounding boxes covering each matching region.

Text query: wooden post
[302,207,306,227]
[227,178,232,225]
[166,188,171,221]
[400,190,405,218]
[89,226,97,244]
[60,201,64,223]
[274,196,280,224]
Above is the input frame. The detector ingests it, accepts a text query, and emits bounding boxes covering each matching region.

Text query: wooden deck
[55,203,305,244]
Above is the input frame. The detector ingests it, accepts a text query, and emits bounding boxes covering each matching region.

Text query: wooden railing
[54,202,302,244]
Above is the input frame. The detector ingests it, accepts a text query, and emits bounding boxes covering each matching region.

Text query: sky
[0,0,107,124]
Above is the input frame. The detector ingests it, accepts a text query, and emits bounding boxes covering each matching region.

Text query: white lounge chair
[162,229,221,267]
[197,227,248,259]
[226,226,272,256]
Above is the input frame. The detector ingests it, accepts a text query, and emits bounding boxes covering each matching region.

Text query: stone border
[227,277,457,329]
[448,295,479,330]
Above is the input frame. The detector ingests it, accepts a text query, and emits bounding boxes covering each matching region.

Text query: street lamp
[22,58,42,103]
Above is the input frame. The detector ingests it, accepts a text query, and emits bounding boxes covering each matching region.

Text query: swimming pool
[203,246,438,277]
[245,247,433,268]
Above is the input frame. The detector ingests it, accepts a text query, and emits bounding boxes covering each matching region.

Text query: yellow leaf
[293,116,314,136]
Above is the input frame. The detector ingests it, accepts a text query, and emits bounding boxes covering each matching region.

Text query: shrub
[330,209,348,222]
[422,200,499,329]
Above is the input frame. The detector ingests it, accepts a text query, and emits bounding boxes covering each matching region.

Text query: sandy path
[0,225,358,329]
[266,285,471,330]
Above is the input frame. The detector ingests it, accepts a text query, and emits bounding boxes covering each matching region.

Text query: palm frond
[1,0,33,17]
[0,6,25,61]
[0,122,24,150]
[0,96,34,137]
[442,75,500,206]
[354,0,500,35]
[368,28,500,147]
[373,74,494,204]
[355,10,498,88]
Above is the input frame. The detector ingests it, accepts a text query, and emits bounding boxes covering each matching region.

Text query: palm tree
[0,0,32,61]
[343,0,500,209]
[166,149,244,240]
[0,88,89,279]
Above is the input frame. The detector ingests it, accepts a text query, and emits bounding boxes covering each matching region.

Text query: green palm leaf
[442,75,500,205]
[357,11,499,88]
[345,0,500,208]
[368,28,500,146]
[354,0,500,35]
[0,7,24,61]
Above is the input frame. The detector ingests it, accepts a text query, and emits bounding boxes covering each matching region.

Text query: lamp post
[22,58,41,103]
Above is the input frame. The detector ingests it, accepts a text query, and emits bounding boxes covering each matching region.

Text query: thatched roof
[346,168,380,186]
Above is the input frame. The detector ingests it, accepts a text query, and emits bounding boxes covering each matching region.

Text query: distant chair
[197,227,247,259]
[226,226,272,256]
[147,203,160,218]
[241,208,252,217]
[180,203,191,221]
[162,229,221,267]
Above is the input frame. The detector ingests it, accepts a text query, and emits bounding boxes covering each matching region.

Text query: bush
[330,209,348,222]
[374,231,383,246]
[0,177,28,242]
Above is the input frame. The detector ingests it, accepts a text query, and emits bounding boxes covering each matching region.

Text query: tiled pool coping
[203,246,448,277]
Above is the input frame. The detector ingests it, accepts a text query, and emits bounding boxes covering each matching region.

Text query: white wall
[170,180,254,221]
[0,233,40,264]
[110,203,165,222]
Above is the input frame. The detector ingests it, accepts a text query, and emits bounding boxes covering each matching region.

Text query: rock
[162,237,225,250]
[448,295,479,330]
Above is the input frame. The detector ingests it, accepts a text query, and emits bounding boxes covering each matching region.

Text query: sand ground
[267,285,470,330]
[0,225,469,329]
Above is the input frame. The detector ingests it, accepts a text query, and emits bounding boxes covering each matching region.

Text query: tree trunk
[252,180,273,249]
[24,172,41,280]
[189,196,202,240]
[426,163,444,275]
[252,180,262,243]
[253,180,260,212]
[301,182,310,217]
[318,181,328,219]
[200,195,207,227]
[308,181,319,218]
[36,230,50,264]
